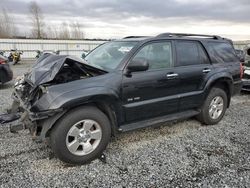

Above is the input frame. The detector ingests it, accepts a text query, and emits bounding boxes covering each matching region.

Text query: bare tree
[0,8,17,38]
[29,1,45,38]
[45,21,85,39]
[0,9,8,38]
[70,22,85,39]
[46,25,56,39]
[58,22,70,39]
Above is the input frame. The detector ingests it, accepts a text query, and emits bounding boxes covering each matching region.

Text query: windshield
[85,41,137,71]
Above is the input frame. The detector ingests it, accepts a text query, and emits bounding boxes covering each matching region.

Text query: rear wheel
[197,87,227,125]
[50,106,111,165]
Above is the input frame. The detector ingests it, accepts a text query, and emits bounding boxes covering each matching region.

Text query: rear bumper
[232,80,242,95]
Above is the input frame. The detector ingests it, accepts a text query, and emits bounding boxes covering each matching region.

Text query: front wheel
[197,87,228,125]
[50,106,111,165]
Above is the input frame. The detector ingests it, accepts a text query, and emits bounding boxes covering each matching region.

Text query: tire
[197,87,228,125]
[50,106,111,165]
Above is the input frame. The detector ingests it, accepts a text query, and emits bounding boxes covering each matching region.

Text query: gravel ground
[0,61,250,187]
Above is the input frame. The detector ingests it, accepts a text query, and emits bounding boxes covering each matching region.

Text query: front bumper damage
[0,89,65,141]
[0,87,32,133]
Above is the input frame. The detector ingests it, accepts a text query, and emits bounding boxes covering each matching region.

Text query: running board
[119,110,200,132]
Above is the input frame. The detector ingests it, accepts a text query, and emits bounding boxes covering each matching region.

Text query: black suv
[2,33,242,165]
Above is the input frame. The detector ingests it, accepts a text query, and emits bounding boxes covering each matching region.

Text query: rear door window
[198,44,210,64]
[175,41,209,66]
[206,42,238,63]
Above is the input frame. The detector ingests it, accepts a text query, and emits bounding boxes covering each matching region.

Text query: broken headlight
[14,75,25,89]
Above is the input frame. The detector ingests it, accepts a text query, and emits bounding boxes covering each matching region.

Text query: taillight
[240,63,244,79]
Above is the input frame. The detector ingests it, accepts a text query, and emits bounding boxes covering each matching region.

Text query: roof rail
[123,36,149,39]
[156,33,222,40]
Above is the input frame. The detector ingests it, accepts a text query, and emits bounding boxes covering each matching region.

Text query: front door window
[131,41,173,70]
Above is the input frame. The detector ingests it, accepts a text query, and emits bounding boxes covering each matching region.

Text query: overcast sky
[1,0,250,40]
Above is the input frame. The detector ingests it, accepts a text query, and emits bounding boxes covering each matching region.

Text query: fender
[204,72,233,90]
[202,72,233,106]
[32,86,120,111]
[51,87,120,110]
[34,87,121,140]
[49,86,123,126]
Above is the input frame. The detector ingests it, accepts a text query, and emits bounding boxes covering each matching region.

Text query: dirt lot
[0,61,250,187]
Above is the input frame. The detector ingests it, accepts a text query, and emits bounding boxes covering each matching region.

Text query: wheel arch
[204,76,233,108]
[38,94,121,140]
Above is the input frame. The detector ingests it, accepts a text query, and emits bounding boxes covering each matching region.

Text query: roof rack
[156,33,222,40]
[123,36,149,39]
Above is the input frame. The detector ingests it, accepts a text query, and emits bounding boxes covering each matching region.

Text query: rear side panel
[202,40,242,94]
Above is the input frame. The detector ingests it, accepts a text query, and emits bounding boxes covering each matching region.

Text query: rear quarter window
[206,42,238,63]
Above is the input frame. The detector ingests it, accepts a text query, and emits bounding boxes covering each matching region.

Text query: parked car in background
[0,55,13,84]
[242,47,250,91]
[235,49,245,62]
[1,33,242,165]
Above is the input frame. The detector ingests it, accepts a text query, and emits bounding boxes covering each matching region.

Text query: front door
[122,41,180,123]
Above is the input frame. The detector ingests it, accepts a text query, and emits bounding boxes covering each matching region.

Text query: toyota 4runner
[0,33,242,165]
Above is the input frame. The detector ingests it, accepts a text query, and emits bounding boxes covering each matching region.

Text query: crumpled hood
[25,54,97,87]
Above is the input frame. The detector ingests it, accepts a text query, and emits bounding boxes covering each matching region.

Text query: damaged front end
[0,54,107,141]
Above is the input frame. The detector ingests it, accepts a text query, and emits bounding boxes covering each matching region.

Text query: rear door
[174,40,214,111]
[122,41,180,122]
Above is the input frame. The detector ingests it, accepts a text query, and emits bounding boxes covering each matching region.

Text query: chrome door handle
[166,73,179,79]
[202,69,211,73]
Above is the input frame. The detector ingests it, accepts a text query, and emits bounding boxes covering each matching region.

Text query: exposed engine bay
[45,58,105,84]
[52,64,87,84]
[15,54,107,103]
[28,54,106,86]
